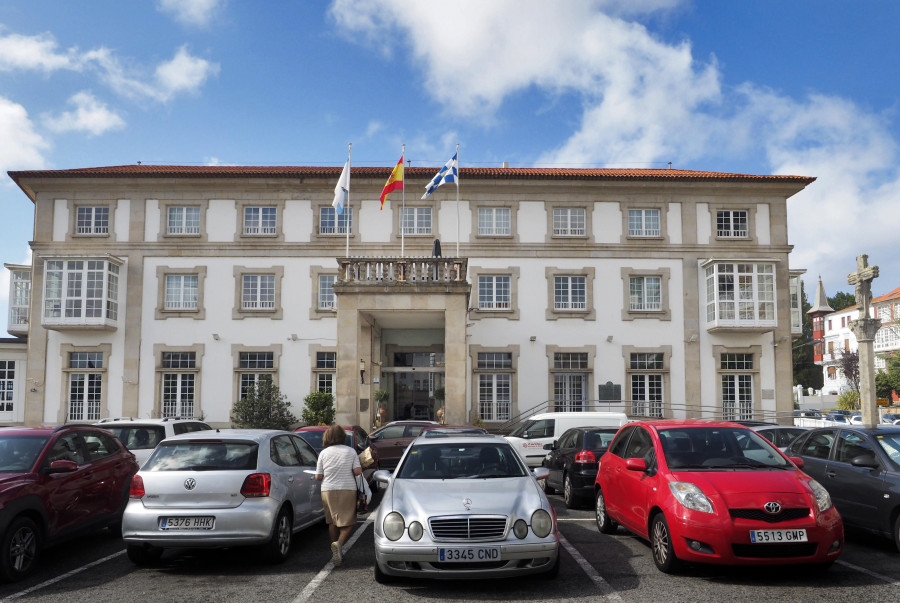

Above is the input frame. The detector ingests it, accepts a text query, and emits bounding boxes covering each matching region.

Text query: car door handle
[825,470,836,478]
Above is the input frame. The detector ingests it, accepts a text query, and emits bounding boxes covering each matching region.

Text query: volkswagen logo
[463,498,472,511]
[184,478,197,491]
[763,501,782,514]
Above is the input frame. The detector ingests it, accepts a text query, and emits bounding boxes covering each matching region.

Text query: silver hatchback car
[122,429,323,565]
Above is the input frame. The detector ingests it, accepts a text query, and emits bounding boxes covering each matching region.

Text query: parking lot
[2,489,899,603]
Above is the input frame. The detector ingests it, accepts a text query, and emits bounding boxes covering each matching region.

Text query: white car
[372,433,559,582]
[95,417,212,467]
[122,429,324,565]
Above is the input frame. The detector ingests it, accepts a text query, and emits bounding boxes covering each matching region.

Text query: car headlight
[513,519,528,539]
[807,479,833,512]
[408,521,424,541]
[383,512,405,541]
[668,481,713,513]
[531,509,553,538]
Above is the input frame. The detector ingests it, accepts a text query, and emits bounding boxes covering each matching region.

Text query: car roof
[294,425,358,432]
[632,419,750,430]
[412,434,507,445]
[161,428,290,443]
[812,424,900,435]
[94,417,207,425]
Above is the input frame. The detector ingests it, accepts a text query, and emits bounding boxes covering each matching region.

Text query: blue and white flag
[332,161,350,214]
[422,152,458,199]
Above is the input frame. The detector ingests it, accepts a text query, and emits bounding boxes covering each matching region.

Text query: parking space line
[1,550,125,602]
[837,559,900,586]
[293,515,375,603]
[558,533,621,600]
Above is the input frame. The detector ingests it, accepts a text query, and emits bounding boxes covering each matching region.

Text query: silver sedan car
[122,429,323,565]
[373,434,559,582]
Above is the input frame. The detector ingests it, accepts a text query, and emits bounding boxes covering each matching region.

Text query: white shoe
[331,541,343,566]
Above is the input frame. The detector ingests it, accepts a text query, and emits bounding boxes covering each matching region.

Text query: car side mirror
[47,459,78,473]
[850,453,879,469]
[625,458,647,472]
[543,442,554,451]
[532,467,550,481]
[788,456,805,469]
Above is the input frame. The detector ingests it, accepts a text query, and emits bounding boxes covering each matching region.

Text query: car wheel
[595,488,616,534]
[0,517,41,582]
[650,514,681,574]
[126,544,163,566]
[264,508,293,563]
[563,474,577,509]
[374,561,395,584]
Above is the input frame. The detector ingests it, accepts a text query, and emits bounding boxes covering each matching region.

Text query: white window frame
[238,351,276,399]
[704,262,776,329]
[318,275,336,310]
[75,206,109,235]
[478,207,511,236]
[551,352,589,412]
[716,209,749,238]
[629,275,662,311]
[243,206,277,236]
[319,206,353,235]
[167,206,201,235]
[400,207,432,235]
[628,209,660,237]
[43,258,121,328]
[9,269,30,328]
[476,352,513,422]
[0,360,15,414]
[552,208,586,237]
[165,274,199,310]
[719,351,756,421]
[66,351,104,422]
[554,276,586,310]
[314,351,336,393]
[160,351,197,418]
[478,275,511,310]
[242,274,276,310]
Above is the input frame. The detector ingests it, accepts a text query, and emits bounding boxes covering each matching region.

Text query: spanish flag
[380,155,404,209]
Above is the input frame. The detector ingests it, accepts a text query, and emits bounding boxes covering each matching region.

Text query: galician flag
[380,155,404,209]
[422,151,458,199]
[332,161,350,215]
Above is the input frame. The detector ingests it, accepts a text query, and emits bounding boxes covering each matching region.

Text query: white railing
[337,257,467,284]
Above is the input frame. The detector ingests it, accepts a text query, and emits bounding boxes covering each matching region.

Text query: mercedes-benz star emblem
[463,498,472,511]
[763,501,781,514]
[184,478,197,491]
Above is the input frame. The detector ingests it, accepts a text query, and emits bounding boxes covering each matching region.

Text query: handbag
[353,469,370,514]
[359,446,375,469]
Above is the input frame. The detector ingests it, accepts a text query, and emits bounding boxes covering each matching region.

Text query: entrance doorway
[381,352,445,422]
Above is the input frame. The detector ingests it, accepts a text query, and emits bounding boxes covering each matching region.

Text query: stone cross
[847,254,879,318]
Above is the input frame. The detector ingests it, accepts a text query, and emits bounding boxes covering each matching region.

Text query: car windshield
[295,431,326,453]
[584,430,616,450]
[0,435,49,472]
[396,443,528,479]
[103,426,165,450]
[875,432,900,470]
[144,441,258,471]
[658,427,791,470]
[421,428,486,437]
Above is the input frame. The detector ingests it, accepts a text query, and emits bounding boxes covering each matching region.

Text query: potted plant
[374,389,390,427]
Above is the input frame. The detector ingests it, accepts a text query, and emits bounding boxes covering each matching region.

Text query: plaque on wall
[598,381,621,401]
[359,398,369,412]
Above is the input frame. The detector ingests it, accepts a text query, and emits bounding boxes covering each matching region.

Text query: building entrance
[381,352,445,422]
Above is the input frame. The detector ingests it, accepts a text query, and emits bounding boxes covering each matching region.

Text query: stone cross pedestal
[848,254,881,427]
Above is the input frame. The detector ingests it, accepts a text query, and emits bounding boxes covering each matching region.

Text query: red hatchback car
[0,425,139,581]
[594,420,843,573]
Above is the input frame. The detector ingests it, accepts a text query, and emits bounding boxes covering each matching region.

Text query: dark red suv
[0,425,139,581]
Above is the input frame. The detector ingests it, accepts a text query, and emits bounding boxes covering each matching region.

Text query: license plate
[159,516,215,530]
[749,529,807,543]
[438,547,500,562]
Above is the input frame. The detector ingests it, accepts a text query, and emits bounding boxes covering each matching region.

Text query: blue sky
[2,0,900,324]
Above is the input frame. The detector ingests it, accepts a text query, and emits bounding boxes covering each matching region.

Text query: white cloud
[0,97,50,172]
[155,46,221,97]
[0,28,81,72]
[157,0,223,26]
[42,91,125,136]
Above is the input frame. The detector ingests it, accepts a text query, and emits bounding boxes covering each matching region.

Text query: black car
[786,424,900,551]
[541,426,618,508]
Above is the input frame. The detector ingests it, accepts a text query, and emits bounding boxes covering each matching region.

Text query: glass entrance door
[394,371,444,421]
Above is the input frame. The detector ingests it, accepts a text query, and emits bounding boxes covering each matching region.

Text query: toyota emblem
[463,498,472,511]
[184,478,197,491]
[763,501,781,514]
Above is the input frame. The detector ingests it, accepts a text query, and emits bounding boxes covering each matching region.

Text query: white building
[4,164,810,428]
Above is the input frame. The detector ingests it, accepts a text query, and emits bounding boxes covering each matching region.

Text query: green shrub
[231,381,297,429]
[836,390,860,411]
[302,391,335,426]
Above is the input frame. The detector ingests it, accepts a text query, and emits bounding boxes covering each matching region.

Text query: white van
[504,411,631,467]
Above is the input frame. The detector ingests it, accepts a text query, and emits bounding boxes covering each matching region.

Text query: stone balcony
[337,257,467,285]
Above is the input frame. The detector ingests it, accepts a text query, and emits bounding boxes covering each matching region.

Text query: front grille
[729,508,810,523]
[732,543,818,558]
[429,515,508,541]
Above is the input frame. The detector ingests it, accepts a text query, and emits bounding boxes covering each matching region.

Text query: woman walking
[315,424,363,566]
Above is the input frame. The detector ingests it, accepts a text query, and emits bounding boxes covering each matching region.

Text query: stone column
[847,254,880,427]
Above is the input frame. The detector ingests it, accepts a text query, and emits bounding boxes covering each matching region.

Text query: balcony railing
[337,257,467,284]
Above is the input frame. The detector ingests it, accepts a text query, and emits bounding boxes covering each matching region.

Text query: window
[629,353,664,418]
[9,269,30,328]
[553,352,588,412]
[552,208,585,236]
[165,274,198,310]
[318,275,336,310]
[716,210,748,238]
[161,352,196,418]
[629,276,661,311]
[554,276,586,310]
[720,353,754,421]
[476,352,512,422]
[167,206,201,235]
[43,259,120,327]
[789,274,802,333]
[628,209,660,237]
[400,207,432,235]
[243,206,277,236]
[319,206,352,235]
[75,206,109,235]
[242,275,275,310]
[314,351,336,393]
[478,208,511,236]
[478,275,511,310]
[67,351,103,422]
[0,360,14,413]
[239,351,275,398]
[704,262,775,328]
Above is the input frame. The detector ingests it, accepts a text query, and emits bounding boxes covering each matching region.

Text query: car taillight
[575,450,596,463]
[129,475,145,499]
[240,473,271,497]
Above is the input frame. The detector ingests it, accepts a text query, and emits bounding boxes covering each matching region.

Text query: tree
[876,352,900,400]
[793,280,824,389]
[301,391,335,426]
[837,349,860,392]
[836,390,860,411]
[231,380,298,429]
[828,291,855,311]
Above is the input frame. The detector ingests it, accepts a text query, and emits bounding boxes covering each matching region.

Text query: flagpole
[455,143,460,258]
[400,143,406,258]
[346,143,352,257]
